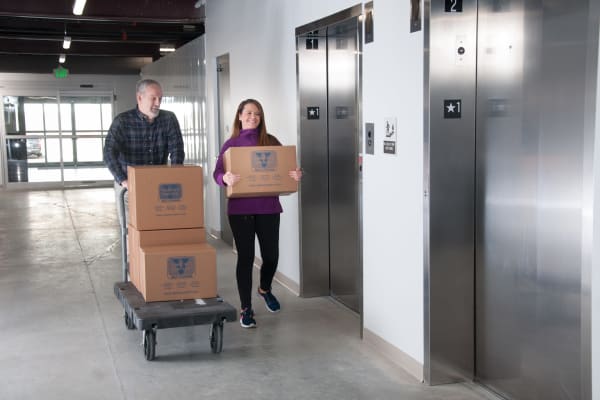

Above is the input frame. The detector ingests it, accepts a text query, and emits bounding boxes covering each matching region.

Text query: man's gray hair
[136,79,161,94]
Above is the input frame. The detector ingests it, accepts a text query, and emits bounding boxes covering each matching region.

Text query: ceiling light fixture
[63,36,71,49]
[73,0,87,15]
[59,54,66,63]
[159,44,176,53]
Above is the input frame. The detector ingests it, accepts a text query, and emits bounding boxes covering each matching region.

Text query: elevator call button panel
[365,123,374,155]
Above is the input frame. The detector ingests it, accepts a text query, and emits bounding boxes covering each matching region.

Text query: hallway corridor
[0,188,496,400]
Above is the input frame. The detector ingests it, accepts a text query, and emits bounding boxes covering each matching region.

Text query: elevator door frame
[216,53,233,246]
[295,4,363,316]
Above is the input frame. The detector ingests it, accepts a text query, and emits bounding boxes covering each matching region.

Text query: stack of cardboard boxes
[126,165,217,302]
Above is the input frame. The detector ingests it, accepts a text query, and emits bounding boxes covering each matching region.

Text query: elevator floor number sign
[445,0,463,12]
[306,30,319,50]
[444,99,462,119]
[307,106,320,120]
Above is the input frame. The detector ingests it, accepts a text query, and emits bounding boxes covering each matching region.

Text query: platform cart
[113,188,237,361]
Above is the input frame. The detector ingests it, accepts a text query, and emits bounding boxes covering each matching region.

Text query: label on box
[159,183,183,201]
[252,151,278,171]
[167,256,196,279]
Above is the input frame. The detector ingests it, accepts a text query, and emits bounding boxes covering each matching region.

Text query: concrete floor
[0,188,499,400]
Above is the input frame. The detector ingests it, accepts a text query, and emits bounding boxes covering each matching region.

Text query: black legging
[228,214,280,310]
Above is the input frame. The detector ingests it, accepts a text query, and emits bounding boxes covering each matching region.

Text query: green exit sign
[53,66,69,79]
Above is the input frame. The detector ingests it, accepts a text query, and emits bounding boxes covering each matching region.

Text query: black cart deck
[114,282,237,330]
[114,281,238,360]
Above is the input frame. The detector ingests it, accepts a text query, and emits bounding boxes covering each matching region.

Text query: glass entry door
[2,93,113,187]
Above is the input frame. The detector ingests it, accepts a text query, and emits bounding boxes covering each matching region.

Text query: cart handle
[119,187,128,283]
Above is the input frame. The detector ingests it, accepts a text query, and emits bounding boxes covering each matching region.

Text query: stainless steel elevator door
[297,9,361,312]
[327,18,360,311]
[298,28,330,297]
[475,1,590,398]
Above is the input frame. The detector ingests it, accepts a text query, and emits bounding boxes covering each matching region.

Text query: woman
[213,99,302,328]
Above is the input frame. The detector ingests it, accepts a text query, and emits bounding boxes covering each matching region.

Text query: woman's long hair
[230,98,280,146]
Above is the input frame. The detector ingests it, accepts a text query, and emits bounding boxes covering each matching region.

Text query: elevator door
[427,0,593,397]
[475,1,590,398]
[297,9,362,312]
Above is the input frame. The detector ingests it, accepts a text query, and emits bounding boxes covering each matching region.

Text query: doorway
[2,92,113,188]
[296,5,362,313]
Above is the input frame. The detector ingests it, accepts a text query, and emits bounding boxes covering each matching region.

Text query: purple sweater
[213,129,283,215]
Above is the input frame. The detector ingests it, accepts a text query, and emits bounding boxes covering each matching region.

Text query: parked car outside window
[27,138,42,158]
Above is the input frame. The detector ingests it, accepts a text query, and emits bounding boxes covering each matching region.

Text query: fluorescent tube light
[73,0,87,15]
[63,36,71,49]
[59,54,66,63]
[159,44,176,53]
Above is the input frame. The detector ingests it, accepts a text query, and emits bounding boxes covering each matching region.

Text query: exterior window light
[63,36,71,49]
[59,54,66,63]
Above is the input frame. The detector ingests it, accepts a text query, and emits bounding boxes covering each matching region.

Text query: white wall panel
[361,0,424,367]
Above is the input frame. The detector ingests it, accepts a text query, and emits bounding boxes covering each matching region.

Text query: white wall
[204,0,424,377]
[361,1,424,372]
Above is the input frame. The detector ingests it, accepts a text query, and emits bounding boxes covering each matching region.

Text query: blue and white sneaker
[240,308,256,328]
[258,289,280,313]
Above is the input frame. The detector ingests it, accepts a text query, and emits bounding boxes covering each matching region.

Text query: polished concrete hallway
[0,188,498,400]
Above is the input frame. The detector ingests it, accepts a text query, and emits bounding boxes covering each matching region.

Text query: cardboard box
[127,165,204,230]
[138,243,217,302]
[128,225,206,292]
[223,145,298,198]
[127,230,140,288]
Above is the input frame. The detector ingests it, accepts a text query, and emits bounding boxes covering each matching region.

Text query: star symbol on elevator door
[444,99,462,119]
[307,106,320,120]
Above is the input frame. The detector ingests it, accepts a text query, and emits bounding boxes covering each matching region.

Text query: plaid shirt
[103,107,185,184]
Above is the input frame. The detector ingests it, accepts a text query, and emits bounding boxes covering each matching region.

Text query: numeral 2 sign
[445,0,463,12]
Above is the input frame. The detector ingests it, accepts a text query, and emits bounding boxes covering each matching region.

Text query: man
[103,78,185,224]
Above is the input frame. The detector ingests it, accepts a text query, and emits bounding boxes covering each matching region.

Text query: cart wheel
[143,329,156,361]
[210,322,224,353]
[124,313,135,330]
